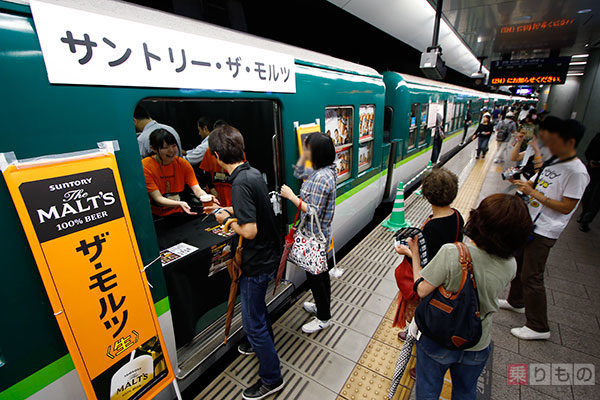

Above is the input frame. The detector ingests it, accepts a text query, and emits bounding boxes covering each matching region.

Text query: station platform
[194,133,600,400]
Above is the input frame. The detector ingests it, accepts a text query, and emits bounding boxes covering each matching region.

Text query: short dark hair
[422,167,458,206]
[305,132,336,170]
[208,124,245,164]
[213,119,228,130]
[197,116,211,129]
[149,128,177,151]
[538,115,563,134]
[134,104,150,120]
[560,119,585,147]
[464,193,533,259]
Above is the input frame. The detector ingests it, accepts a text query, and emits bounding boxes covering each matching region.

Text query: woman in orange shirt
[143,129,217,216]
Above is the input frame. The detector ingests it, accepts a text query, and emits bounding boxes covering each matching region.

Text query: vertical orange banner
[1,144,174,400]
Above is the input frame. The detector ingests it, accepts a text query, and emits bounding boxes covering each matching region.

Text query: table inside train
[154,213,235,348]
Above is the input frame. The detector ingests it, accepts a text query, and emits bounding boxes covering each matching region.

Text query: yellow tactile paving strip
[338,142,497,400]
[452,140,498,217]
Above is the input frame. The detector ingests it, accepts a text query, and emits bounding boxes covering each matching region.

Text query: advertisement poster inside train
[358,105,375,140]
[325,107,353,146]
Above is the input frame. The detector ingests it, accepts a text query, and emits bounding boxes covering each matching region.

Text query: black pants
[431,136,443,164]
[306,270,331,321]
[581,172,600,225]
[507,233,555,332]
[462,123,470,143]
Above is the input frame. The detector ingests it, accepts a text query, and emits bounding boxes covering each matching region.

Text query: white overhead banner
[30,1,296,93]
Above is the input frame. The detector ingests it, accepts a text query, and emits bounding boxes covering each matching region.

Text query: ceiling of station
[329,0,600,77]
[436,0,600,73]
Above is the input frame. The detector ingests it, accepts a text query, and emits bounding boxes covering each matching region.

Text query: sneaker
[475,155,480,160]
[301,317,331,334]
[510,326,551,340]
[498,299,525,314]
[242,379,284,400]
[303,301,317,315]
[238,342,254,356]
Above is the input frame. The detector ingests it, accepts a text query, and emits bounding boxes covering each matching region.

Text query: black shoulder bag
[414,242,482,350]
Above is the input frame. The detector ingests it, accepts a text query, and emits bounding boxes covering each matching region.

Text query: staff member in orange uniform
[143,128,217,216]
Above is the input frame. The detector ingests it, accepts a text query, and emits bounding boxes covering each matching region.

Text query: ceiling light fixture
[572,54,589,58]
[514,15,532,21]
[577,9,592,14]
[567,72,584,76]
[569,61,587,65]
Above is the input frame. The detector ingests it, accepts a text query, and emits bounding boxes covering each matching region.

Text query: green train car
[0,1,533,399]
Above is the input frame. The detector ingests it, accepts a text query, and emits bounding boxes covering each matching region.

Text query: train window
[418,103,429,145]
[409,103,419,149]
[358,105,375,140]
[383,106,393,144]
[358,105,374,172]
[358,141,373,172]
[325,106,353,182]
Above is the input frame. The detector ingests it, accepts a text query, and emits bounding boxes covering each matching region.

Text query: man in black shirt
[209,125,283,400]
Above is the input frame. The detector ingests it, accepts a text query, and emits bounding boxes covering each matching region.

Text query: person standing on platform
[408,194,533,400]
[494,112,517,163]
[280,132,337,334]
[184,116,211,166]
[461,104,472,144]
[210,125,284,400]
[394,167,464,380]
[134,104,183,158]
[579,132,600,232]
[431,112,445,164]
[500,119,590,340]
[472,114,493,159]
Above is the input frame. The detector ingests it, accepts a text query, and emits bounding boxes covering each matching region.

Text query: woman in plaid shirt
[281,132,337,334]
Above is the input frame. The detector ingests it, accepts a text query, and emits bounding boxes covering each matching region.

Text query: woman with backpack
[406,193,533,400]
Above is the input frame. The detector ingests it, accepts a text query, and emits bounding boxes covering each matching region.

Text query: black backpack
[415,242,482,350]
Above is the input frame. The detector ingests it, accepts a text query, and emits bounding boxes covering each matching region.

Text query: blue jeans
[416,335,491,400]
[477,135,491,157]
[239,271,282,385]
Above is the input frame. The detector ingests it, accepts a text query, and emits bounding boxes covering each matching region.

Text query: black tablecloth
[154,213,234,348]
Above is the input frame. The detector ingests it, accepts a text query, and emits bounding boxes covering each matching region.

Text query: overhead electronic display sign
[489,57,571,86]
[516,87,533,96]
[493,18,578,52]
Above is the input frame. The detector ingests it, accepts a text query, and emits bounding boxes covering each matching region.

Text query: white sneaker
[498,299,525,314]
[329,267,345,279]
[510,326,551,340]
[302,318,331,334]
[303,301,317,315]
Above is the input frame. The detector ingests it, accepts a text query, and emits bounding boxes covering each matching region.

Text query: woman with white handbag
[280,132,337,334]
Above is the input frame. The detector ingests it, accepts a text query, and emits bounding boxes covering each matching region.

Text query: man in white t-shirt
[499,118,590,340]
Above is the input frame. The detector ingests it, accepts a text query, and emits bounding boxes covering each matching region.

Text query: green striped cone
[382,182,411,231]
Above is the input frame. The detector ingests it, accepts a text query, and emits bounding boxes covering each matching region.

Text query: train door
[133,98,285,377]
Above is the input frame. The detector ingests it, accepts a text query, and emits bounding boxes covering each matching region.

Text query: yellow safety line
[452,140,498,218]
[338,142,498,400]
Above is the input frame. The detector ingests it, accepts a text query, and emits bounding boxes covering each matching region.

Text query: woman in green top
[407,193,533,400]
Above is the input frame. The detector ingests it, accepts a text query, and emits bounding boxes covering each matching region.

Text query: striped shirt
[294,164,337,243]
